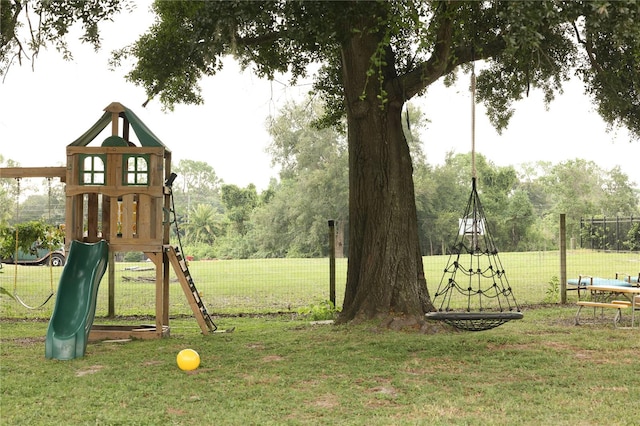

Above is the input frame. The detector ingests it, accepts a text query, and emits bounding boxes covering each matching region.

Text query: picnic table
[577,284,640,329]
[567,276,636,296]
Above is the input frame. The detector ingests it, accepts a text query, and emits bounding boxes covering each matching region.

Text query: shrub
[297,300,340,321]
[123,251,144,262]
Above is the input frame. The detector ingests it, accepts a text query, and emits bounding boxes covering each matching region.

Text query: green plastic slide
[45,240,109,360]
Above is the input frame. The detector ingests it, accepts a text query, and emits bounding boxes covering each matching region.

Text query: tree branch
[0,0,23,50]
[572,21,604,74]
[398,3,454,100]
[238,31,281,47]
[397,4,506,102]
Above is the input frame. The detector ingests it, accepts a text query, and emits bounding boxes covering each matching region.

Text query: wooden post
[560,213,567,304]
[162,250,170,327]
[328,220,336,306]
[87,193,99,241]
[108,251,115,317]
[157,251,165,337]
[111,111,119,136]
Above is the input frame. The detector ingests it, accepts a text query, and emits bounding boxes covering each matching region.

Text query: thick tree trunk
[337,21,433,324]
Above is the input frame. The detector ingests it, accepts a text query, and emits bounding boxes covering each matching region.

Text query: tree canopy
[0,0,128,77]
[118,1,640,138]
[119,0,639,325]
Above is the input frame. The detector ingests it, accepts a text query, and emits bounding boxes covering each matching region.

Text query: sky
[1,2,638,191]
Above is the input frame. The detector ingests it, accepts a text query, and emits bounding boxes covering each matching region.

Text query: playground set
[0,102,217,359]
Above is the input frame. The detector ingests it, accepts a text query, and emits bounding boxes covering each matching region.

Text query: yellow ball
[176,349,200,371]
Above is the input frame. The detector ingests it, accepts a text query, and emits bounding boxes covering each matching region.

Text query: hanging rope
[471,63,477,180]
[47,177,52,221]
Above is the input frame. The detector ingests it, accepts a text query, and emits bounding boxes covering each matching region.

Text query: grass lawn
[1,306,639,425]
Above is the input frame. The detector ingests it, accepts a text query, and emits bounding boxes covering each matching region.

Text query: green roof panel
[68,103,170,152]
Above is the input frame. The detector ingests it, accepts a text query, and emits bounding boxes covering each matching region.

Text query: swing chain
[9,177,56,310]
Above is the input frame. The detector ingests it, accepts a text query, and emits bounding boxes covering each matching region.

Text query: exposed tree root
[379,314,460,334]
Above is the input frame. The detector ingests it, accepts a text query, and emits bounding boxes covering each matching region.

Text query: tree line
[2,100,638,259]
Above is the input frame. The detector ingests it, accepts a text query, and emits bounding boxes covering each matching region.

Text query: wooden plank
[153,197,163,241]
[149,151,164,187]
[102,195,111,239]
[67,146,165,156]
[86,193,99,242]
[104,102,126,113]
[138,194,151,239]
[65,186,162,198]
[576,301,628,309]
[110,197,121,240]
[64,195,74,249]
[89,325,169,341]
[108,243,164,252]
[70,194,84,242]
[0,167,66,180]
[121,194,135,239]
[66,154,77,186]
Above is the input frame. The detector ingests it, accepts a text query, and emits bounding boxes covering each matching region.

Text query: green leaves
[1,0,125,76]
[0,221,64,259]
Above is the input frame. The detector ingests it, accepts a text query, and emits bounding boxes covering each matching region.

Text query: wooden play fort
[1,102,216,339]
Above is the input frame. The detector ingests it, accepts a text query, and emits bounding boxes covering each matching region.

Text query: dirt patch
[369,385,399,398]
[487,341,579,352]
[141,360,164,366]
[310,394,340,409]
[185,368,216,375]
[246,342,265,350]
[365,314,461,334]
[261,354,284,362]
[76,365,104,377]
[1,336,45,346]
[241,373,281,385]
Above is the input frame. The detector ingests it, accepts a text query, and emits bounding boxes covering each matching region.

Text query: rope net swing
[425,67,523,331]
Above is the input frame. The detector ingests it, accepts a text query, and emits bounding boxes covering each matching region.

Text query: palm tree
[183,204,223,245]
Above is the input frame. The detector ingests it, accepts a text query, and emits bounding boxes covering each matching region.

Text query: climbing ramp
[166,245,217,334]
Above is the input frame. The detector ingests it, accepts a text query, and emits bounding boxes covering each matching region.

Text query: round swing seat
[425,311,523,332]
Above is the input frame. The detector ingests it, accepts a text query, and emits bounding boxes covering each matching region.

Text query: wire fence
[1,248,638,320]
[1,178,639,320]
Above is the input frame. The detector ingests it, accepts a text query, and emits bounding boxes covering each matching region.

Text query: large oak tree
[119,0,639,325]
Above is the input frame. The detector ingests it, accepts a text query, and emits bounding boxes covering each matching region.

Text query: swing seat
[14,292,55,310]
[426,311,523,331]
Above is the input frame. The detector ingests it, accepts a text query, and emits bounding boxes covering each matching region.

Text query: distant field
[1,250,638,319]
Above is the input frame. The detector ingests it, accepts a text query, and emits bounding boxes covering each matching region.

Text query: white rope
[470,67,477,180]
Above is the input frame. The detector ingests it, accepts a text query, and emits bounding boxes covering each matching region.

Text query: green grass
[1,250,638,319]
[1,306,639,425]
